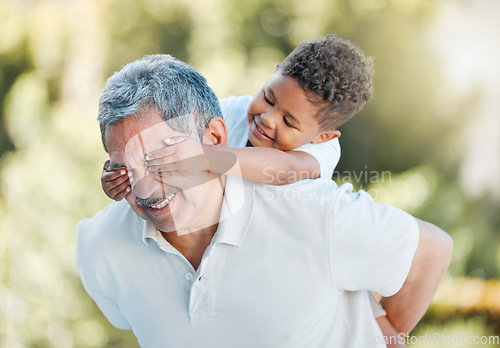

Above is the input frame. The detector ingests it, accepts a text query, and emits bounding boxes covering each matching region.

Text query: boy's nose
[260,111,277,129]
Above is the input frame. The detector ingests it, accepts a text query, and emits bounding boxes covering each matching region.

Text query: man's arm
[380,218,453,335]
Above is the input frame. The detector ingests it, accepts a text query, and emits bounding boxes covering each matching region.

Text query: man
[76,55,452,348]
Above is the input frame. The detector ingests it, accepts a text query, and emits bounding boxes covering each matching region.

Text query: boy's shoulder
[219,95,253,105]
[219,95,253,147]
[219,95,253,117]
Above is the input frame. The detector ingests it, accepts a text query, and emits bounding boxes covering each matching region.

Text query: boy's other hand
[101,160,131,201]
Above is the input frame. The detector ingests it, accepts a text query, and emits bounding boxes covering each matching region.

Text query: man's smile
[150,192,176,209]
[136,191,177,216]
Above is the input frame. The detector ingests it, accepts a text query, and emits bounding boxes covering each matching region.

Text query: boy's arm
[380,218,453,335]
[144,137,321,185]
[204,145,320,185]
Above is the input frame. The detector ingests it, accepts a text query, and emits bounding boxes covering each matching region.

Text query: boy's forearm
[203,145,320,185]
[381,219,453,335]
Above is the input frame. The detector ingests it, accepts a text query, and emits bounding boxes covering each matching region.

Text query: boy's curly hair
[279,35,374,130]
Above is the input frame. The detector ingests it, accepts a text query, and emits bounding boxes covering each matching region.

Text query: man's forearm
[381,218,453,335]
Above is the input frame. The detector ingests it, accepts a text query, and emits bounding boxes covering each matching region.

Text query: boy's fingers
[146,163,174,174]
[152,169,179,178]
[144,136,191,161]
[102,168,128,181]
[109,172,130,186]
[144,147,175,164]
[163,136,188,146]
[101,168,130,201]
[144,155,175,167]
[110,184,131,201]
[145,136,187,161]
[106,179,131,200]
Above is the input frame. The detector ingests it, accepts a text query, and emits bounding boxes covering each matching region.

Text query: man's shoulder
[255,178,350,195]
[252,179,355,208]
[76,200,143,247]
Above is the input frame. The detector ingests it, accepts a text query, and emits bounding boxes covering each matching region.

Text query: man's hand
[381,218,453,336]
[101,160,131,201]
[376,316,407,348]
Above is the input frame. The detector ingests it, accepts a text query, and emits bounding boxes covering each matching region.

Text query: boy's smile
[247,72,327,151]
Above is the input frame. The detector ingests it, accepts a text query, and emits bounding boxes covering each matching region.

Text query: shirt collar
[140,176,255,247]
[212,176,254,246]
[142,219,158,245]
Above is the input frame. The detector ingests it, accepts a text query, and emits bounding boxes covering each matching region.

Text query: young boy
[101,35,405,347]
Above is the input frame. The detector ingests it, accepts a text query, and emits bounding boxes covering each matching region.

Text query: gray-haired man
[76,55,452,348]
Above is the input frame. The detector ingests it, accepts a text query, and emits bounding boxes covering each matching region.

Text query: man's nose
[132,171,160,199]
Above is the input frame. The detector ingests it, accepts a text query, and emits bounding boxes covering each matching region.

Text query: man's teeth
[150,193,175,209]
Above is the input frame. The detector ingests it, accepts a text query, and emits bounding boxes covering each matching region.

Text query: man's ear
[203,117,228,146]
[311,129,341,144]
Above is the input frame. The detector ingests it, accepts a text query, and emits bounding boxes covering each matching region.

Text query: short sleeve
[330,184,419,296]
[219,96,252,148]
[293,138,341,179]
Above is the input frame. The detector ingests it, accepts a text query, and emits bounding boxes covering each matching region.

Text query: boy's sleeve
[218,97,230,121]
[292,137,341,179]
[329,184,419,297]
[219,96,253,148]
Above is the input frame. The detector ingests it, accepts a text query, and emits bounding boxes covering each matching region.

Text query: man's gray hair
[98,54,223,151]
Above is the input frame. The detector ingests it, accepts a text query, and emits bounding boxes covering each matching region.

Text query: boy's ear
[203,117,228,146]
[311,129,341,144]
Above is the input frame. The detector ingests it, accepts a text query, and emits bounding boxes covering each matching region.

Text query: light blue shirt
[76,177,418,347]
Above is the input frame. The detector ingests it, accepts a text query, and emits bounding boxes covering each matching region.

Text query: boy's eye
[283,117,294,128]
[263,91,274,106]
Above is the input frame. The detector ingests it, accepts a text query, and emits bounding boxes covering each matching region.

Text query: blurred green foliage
[1,0,499,347]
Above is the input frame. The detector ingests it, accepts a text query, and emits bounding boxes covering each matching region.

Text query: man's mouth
[137,192,176,210]
[149,192,176,209]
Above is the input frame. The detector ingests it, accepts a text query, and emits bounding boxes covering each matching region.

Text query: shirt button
[185,272,193,281]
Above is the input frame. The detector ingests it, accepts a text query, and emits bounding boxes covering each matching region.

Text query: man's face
[105,108,223,234]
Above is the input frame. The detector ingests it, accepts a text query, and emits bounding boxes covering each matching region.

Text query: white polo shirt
[220,95,341,179]
[76,177,419,348]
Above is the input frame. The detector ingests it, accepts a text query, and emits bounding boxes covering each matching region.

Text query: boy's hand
[101,160,131,201]
[144,136,208,178]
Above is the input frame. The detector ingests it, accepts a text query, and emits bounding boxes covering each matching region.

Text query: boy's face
[247,72,323,151]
